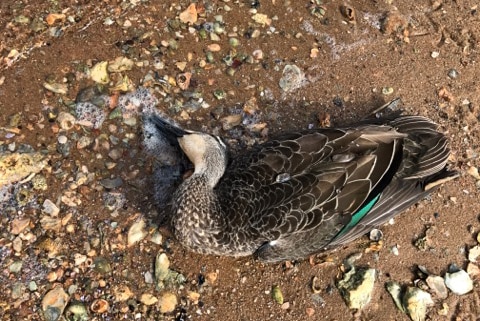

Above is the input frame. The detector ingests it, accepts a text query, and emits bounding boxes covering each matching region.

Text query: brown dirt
[1,0,480,320]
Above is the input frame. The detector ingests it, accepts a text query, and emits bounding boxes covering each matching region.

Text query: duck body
[151,114,456,262]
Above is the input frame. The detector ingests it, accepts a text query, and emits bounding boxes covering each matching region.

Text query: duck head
[151,115,228,187]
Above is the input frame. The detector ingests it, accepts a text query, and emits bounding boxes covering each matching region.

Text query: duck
[148,106,457,263]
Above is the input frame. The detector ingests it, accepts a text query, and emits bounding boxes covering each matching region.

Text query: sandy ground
[1,0,480,320]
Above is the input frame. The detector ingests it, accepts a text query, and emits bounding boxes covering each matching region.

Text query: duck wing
[218,116,454,262]
[217,124,406,258]
[327,116,456,249]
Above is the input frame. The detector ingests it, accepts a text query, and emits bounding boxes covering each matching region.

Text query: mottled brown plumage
[150,113,456,262]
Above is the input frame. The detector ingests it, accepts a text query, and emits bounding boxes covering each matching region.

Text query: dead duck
[149,111,456,263]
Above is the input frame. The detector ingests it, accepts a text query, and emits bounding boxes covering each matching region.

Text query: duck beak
[148,114,187,138]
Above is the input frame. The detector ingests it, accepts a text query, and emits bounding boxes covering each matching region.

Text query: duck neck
[172,173,226,253]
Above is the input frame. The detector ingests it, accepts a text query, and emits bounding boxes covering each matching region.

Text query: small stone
[11,218,30,234]
[12,283,26,299]
[43,199,60,216]
[252,49,264,60]
[155,252,170,282]
[74,253,88,266]
[90,299,109,313]
[108,149,122,161]
[221,114,242,130]
[447,69,459,79]
[206,271,218,285]
[306,307,315,316]
[140,293,158,306]
[369,229,383,241]
[403,287,433,321]
[159,292,177,313]
[149,231,163,245]
[40,216,62,231]
[77,136,92,149]
[252,13,271,26]
[108,57,134,72]
[468,245,480,262]
[179,3,197,24]
[272,285,284,304]
[43,82,68,94]
[467,166,480,180]
[144,271,154,284]
[57,135,68,144]
[466,262,480,279]
[32,174,48,190]
[57,112,76,130]
[382,87,394,95]
[279,64,305,93]
[90,61,110,84]
[445,269,473,295]
[9,261,23,273]
[207,44,221,52]
[431,51,440,58]
[65,302,88,320]
[127,218,148,246]
[12,237,22,252]
[426,275,448,299]
[337,267,376,310]
[281,302,290,310]
[99,177,123,189]
[113,285,134,302]
[42,286,69,321]
[93,257,112,274]
[28,281,38,291]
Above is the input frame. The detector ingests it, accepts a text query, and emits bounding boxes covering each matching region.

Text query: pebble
[467,166,480,180]
[140,293,158,306]
[90,299,109,313]
[466,262,480,279]
[426,275,448,299]
[32,174,48,190]
[65,302,88,320]
[159,292,177,313]
[149,231,163,245]
[41,286,69,321]
[13,237,22,252]
[279,64,305,92]
[99,177,123,189]
[444,269,473,295]
[127,218,147,246]
[57,112,76,130]
[12,283,26,299]
[108,149,122,160]
[369,229,383,241]
[113,285,134,302]
[468,245,480,262]
[144,271,154,284]
[252,49,264,60]
[28,281,38,291]
[93,257,111,274]
[43,199,60,216]
[9,261,23,273]
[403,287,433,321]
[337,267,376,310]
[272,285,284,304]
[155,252,170,283]
[77,136,92,149]
[447,68,459,79]
[11,218,30,234]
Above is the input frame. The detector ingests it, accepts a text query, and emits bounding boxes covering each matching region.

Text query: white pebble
[58,135,68,144]
[445,269,473,295]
